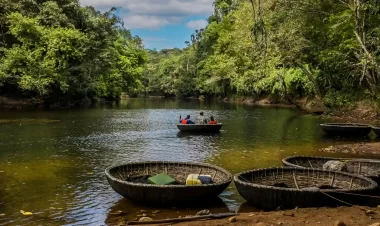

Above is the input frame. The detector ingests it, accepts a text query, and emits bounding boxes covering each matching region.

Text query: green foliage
[0,0,147,103]
[144,0,380,107]
[323,90,358,109]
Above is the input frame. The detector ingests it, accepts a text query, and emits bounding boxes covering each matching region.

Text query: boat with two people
[177,112,222,133]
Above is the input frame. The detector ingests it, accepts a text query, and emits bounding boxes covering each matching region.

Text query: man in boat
[179,115,195,124]
[208,116,217,124]
[196,111,208,124]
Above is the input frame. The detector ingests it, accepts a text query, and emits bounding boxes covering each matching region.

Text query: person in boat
[196,111,208,124]
[179,115,195,124]
[208,116,217,124]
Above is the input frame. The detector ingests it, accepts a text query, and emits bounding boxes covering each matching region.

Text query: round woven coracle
[282,155,380,181]
[320,123,372,136]
[105,161,232,205]
[234,167,377,210]
[371,125,380,136]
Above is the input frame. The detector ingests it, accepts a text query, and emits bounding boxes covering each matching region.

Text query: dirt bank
[319,142,380,156]
[223,96,380,123]
[0,96,44,109]
[221,96,325,113]
[323,100,379,123]
[139,206,380,226]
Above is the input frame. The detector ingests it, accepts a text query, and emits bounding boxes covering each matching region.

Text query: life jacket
[181,119,188,124]
[208,120,217,125]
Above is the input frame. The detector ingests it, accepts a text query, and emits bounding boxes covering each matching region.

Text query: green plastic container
[148,173,176,185]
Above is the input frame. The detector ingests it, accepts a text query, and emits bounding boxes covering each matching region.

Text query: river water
[0,98,375,225]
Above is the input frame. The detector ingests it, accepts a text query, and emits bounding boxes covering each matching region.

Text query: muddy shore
[139,206,380,226]
[319,142,380,157]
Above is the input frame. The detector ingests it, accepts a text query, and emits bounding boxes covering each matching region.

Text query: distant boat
[176,123,223,133]
[319,123,372,136]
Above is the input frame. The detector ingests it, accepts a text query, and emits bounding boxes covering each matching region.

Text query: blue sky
[80,0,213,50]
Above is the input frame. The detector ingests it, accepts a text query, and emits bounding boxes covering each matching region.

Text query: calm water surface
[0,99,376,225]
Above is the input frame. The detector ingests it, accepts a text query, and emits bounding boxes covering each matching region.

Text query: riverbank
[0,96,114,109]
[221,96,379,123]
[141,206,380,226]
[1,95,379,123]
[319,142,380,156]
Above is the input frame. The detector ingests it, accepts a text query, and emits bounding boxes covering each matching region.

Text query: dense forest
[0,0,146,105]
[145,0,380,109]
[2,0,380,109]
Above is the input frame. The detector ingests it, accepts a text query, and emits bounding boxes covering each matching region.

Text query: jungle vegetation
[2,0,380,109]
[145,0,380,108]
[0,0,146,105]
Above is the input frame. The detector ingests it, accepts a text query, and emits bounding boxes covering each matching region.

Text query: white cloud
[123,15,181,29]
[80,0,126,10]
[187,19,208,30]
[80,0,214,29]
[80,0,214,16]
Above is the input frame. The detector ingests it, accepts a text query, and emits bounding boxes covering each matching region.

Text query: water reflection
[0,98,375,225]
[105,197,230,224]
[176,131,222,138]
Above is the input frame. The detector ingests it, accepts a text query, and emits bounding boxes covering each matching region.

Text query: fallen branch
[126,212,238,225]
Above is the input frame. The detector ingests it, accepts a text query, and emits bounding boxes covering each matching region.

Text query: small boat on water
[176,123,223,133]
[282,155,380,182]
[319,123,372,136]
[105,161,232,205]
[234,167,377,210]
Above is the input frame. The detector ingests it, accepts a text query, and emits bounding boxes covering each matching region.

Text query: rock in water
[323,161,347,171]
[139,217,153,221]
[334,220,346,226]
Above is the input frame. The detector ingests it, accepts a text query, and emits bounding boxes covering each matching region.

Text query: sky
[79,0,214,50]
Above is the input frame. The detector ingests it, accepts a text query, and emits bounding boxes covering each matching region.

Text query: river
[0,98,374,225]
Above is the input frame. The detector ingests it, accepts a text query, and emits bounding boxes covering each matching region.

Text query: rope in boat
[319,191,353,206]
[332,191,380,199]
[319,191,380,214]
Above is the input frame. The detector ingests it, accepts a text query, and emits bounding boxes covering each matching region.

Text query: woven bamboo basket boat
[105,161,232,205]
[176,124,222,133]
[371,125,380,136]
[234,167,377,210]
[282,155,380,182]
[319,123,372,136]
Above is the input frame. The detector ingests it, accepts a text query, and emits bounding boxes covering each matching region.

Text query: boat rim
[105,161,232,188]
[319,123,371,128]
[282,155,380,165]
[234,167,378,192]
[176,123,223,126]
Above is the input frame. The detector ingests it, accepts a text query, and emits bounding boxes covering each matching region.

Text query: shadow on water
[320,134,373,143]
[279,114,299,145]
[105,197,230,224]
[176,131,222,138]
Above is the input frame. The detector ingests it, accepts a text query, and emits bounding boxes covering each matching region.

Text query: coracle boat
[372,125,380,136]
[105,161,232,205]
[176,123,223,133]
[319,123,372,136]
[282,155,380,182]
[234,167,377,210]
